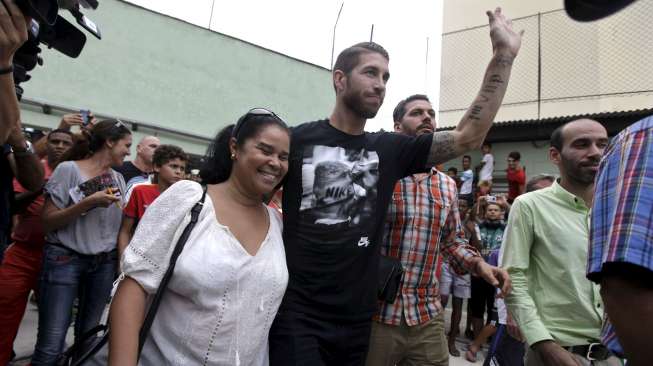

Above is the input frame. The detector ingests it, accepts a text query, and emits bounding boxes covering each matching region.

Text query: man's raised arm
[428,7,524,166]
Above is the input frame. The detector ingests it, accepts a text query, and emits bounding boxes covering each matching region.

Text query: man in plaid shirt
[365,95,510,366]
[587,115,653,366]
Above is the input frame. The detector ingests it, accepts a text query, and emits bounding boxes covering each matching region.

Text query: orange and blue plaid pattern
[376,169,480,326]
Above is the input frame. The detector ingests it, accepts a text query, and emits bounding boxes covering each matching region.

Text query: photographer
[1,0,45,259]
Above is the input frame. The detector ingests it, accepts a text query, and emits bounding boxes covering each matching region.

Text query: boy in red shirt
[118,145,188,255]
[506,151,526,203]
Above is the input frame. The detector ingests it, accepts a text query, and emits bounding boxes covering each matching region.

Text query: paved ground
[9,299,487,365]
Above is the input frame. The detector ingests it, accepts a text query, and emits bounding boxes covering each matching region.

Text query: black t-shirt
[114,161,148,184]
[281,119,433,320]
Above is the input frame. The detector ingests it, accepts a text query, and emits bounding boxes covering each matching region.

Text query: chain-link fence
[439,1,653,115]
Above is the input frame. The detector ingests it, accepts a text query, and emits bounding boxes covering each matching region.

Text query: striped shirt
[588,115,653,355]
[375,169,480,326]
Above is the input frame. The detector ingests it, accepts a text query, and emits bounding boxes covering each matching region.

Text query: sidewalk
[10,302,486,365]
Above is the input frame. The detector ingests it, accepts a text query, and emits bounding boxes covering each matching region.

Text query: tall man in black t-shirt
[269,7,523,366]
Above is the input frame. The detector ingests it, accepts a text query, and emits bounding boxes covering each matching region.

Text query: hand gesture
[0,0,28,68]
[487,7,524,60]
[86,189,120,208]
[58,114,84,130]
[475,260,511,297]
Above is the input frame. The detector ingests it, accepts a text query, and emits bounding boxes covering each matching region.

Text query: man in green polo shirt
[502,119,621,366]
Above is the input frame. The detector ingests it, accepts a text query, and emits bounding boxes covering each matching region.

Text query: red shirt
[123,184,160,220]
[506,167,526,201]
[12,160,53,247]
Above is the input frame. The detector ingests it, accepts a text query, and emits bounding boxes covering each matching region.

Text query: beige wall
[443,0,563,33]
[439,0,653,128]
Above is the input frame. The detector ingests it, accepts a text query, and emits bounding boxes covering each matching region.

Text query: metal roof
[436,108,653,142]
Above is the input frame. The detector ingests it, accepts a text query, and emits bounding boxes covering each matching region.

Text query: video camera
[13,0,102,99]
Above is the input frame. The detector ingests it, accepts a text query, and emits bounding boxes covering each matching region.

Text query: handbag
[57,186,208,366]
[377,255,404,303]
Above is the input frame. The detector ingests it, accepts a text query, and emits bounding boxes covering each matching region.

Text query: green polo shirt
[501,180,602,347]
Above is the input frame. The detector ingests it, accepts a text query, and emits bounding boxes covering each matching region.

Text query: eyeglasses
[114,120,126,129]
[231,108,283,139]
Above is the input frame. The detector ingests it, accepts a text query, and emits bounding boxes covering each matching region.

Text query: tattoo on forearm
[469,105,483,120]
[489,74,504,84]
[427,131,457,166]
[495,56,513,67]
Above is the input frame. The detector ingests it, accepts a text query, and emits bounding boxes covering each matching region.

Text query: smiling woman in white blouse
[108,109,290,366]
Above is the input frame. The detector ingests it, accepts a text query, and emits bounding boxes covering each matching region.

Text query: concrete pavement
[9,301,487,365]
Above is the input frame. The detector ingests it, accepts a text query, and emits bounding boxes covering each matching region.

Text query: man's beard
[561,154,599,186]
[342,88,381,119]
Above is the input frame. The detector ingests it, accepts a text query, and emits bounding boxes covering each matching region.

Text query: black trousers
[269,309,373,366]
[470,276,497,321]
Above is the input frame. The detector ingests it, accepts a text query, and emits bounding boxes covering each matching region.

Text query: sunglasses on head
[232,108,283,139]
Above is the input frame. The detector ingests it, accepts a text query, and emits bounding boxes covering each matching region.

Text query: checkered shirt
[376,169,480,326]
[588,115,653,355]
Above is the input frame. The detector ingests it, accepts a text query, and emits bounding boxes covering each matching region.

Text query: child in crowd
[117,144,188,256]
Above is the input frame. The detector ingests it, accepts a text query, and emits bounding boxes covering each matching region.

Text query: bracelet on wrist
[0,65,13,75]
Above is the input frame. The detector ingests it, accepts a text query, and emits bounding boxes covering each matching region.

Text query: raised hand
[486,7,524,60]
[58,114,85,130]
[0,0,28,68]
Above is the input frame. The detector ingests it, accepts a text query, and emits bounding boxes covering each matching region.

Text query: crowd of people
[0,0,650,366]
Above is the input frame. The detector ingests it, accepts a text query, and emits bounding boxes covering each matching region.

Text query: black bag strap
[137,185,208,354]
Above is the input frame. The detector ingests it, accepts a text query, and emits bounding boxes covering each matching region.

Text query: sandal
[465,346,478,363]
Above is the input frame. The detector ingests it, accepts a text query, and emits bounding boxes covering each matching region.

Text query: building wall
[439,0,650,181]
[18,0,333,155]
[444,140,557,186]
[440,0,653,128]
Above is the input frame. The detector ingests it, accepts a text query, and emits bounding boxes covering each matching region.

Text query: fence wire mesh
[439,2,653,113]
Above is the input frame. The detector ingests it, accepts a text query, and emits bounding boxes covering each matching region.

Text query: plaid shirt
[588,115,653,355]
[376,169,480,326]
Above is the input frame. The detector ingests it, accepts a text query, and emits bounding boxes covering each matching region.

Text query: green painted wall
[18,0,333,155]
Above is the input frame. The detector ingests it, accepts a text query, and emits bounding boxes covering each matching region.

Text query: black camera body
[13,0,101,99]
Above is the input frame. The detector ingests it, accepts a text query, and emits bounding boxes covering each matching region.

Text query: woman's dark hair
[200,113,289,184]
[60,119,132,162]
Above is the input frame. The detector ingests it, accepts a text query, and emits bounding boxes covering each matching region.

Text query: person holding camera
[0,0,45,260]
[32,120,131,365]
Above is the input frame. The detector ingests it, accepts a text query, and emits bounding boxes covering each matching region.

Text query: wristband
[0,65,13,75]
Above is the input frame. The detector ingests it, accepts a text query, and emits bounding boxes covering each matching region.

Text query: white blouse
[122,180,288,366]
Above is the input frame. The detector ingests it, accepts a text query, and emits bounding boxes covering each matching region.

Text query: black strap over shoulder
[138,185,208,354]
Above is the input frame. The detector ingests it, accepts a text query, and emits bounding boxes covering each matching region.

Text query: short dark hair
[526,174,556,192]
[447,167,458,175]
[47,129,73,141]
[508,151,521,161]
[550,123,567,151]
[153,144,188,167]
[482,142,492,149]
[200,111,290,185]
[463,155,472,162]
[393,94,430,122]
[333,42,389,91]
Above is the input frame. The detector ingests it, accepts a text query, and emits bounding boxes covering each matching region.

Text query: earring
[231,153,236,160]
